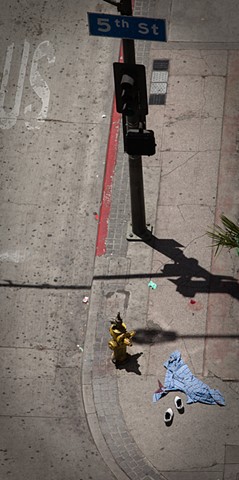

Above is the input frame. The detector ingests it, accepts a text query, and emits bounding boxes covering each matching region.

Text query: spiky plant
[207,214,239,255]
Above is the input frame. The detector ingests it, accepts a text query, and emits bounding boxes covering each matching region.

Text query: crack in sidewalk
[161,152,198,177]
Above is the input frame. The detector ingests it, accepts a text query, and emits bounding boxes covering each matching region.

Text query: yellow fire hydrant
[108,312,135,364]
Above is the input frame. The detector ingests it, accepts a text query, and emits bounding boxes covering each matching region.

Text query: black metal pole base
[126,221,152,241]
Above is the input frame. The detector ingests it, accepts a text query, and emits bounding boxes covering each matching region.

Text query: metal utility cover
[152,71,168,83]
[150,83,167,94]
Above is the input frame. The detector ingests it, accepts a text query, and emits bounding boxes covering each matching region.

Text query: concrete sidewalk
[82,3,239,479]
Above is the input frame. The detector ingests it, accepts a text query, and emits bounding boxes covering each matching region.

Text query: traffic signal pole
[121,1,149,239]
[103,0,151,239]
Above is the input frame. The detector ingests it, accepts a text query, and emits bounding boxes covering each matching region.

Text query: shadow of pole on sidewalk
[133,327,239,345]
[145,235,239,300]
[93,236,239,300]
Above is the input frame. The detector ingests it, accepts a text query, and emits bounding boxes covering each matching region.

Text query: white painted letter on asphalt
[0,40,30,129]
[25,40,55,130]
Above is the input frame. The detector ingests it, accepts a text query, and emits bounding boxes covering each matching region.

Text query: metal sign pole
[102,0,151,239]
[120,0,149,239]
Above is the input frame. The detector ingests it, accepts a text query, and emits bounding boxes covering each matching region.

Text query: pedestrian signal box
[125,129,156,156]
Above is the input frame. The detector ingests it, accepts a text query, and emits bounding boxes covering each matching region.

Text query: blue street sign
[87,12,167,42]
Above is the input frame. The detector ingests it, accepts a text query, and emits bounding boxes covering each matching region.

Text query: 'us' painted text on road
[0,40,55,130]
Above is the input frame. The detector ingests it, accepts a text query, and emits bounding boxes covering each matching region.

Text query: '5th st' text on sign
[87,13,167,42]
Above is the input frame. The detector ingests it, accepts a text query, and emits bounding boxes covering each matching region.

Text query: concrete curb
[81,256,167,480]
[82,273,129,480]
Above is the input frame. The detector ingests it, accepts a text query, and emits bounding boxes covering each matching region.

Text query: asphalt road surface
[0,1,119,478]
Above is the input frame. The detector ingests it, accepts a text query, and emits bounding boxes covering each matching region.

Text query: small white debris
[102,114,106,118]
[82,296,89,304]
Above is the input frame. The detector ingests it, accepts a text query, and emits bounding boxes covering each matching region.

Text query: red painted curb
[95,46,123,256]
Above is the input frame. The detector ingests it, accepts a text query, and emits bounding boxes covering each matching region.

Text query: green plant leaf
[206,215,239,255]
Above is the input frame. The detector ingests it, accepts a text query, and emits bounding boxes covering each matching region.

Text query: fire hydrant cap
[115,312,123,324]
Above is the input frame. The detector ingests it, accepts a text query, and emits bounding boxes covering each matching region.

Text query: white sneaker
[174,396,184,412]
[164,408,174,425]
